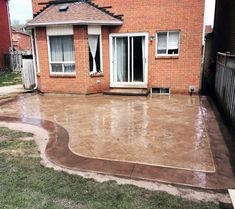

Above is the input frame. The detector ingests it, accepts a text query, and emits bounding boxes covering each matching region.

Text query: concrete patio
[0,93,234,190]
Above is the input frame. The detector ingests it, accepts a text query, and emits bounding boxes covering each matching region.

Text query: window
[49,35,75,74]
[87,26,102,74]
[88,35,102,73]
[156,31,180,55]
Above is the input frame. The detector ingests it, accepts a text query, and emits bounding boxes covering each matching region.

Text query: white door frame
[109,32,149,88]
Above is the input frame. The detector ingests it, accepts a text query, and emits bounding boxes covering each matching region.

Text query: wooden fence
[10,51,23,72]
[215,52,235,128]
[22,57,35,89]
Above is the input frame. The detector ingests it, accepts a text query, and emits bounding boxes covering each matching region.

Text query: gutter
[25,20,123,29]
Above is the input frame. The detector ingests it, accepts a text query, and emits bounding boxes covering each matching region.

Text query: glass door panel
[113,37,128,82]
[133,36,144,82]
[112,35,146,85]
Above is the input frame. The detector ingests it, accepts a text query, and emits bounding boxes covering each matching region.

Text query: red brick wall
[12,32,32,51]
[32,0,48,15]
[0,0,11,68]
[93,0,205,93]
[36,26,110,94]
[34,0,204,94]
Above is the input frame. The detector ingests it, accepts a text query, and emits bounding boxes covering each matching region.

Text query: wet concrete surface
[0,94,214,172]
[0,94,235,189]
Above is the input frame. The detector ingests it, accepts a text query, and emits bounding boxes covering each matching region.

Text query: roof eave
[25,20,123,29]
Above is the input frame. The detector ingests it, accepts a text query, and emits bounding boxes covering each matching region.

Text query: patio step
[103,88,150,96]
[228,190,235,208]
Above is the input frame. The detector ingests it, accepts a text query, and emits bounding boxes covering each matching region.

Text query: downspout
[31,28,38,90]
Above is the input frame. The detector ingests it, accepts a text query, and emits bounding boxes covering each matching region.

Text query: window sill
[37,73,40,77]
[90,72,104,78]
[50,74,76,78]
[155,55,179,59]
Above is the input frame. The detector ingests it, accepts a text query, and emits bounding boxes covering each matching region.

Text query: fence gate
[22,55,36,90]
[11,51,23,72]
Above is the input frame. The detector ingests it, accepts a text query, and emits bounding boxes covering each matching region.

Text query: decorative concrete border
[0,96,235,190]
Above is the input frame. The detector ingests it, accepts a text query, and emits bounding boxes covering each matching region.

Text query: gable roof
[12,27,31,36]
[26,1,123,27]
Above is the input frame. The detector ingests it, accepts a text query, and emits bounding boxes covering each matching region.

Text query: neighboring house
[213,0,235,55]
[12,27,32,52]
[202,0,235,95]
[201,25,213,94]
[27,0,204,94]
[0,0,12,69]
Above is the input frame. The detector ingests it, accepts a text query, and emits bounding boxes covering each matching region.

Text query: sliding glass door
[111,33,148,87]
[115,37,128,82]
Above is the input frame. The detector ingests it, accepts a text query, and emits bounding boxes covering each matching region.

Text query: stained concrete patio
[0,93,234,189]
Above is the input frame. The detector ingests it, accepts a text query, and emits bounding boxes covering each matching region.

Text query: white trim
[26,20,123,28]
[156,30,180,57]
[100,30,103,74]
[88,26,101,35]
[127,36,130,82]
[131,37,134,82]
[109,32,149,88]
[46,27,76,75]
[47,25,73,36]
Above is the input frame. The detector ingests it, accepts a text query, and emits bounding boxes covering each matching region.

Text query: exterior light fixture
[149,35,155,41]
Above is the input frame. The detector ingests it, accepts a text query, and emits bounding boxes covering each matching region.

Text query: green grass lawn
[0,127,228,209]
[0,71,22,87]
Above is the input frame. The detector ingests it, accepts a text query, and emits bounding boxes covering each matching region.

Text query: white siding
[47,25,74,36]
[88,26,101,35]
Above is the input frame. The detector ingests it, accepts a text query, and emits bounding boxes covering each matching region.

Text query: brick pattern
[0,0,11,68]
[36,26,110,94]
[34,0,204,94]
[32,0,48,15]
[93,0,204,93]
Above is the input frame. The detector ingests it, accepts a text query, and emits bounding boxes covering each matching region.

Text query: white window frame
[156,30,180,57]
[88,26,103,75]
[47,26,76,75]
[109,32,149,88]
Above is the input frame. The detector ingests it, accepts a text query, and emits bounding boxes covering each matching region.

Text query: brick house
[12,27,32,52]
[27,0,205,94]
[0,0,12,69]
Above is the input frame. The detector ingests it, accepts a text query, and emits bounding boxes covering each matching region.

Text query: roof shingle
[26,2,123,27]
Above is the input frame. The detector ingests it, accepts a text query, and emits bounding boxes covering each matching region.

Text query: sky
[204,0,216,26]
[9,0,216,26]
[9,0,33,24]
